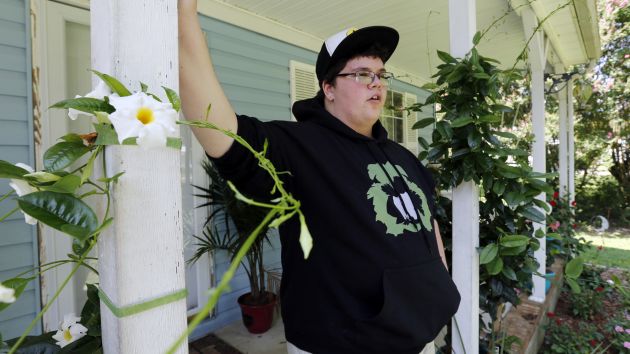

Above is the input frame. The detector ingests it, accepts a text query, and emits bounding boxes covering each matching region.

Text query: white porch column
[522,8,547,303]
[567,79,575,201]
[448,0,479,352]
[556,67,569,198]
[91,2,188,353]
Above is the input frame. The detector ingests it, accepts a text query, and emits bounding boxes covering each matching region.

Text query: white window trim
[289,60,318,121]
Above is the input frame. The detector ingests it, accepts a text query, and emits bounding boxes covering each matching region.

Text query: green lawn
[576,228,630,269]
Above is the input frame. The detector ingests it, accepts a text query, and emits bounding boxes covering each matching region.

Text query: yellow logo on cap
[346,28,357,36]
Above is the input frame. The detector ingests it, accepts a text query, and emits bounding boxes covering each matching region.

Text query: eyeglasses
[335,71,394,87]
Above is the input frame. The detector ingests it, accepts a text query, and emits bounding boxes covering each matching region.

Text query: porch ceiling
[210,0,600,81]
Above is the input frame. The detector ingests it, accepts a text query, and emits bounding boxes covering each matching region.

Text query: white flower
[0,282,16,303]
[52,313,88,348]
[108,92,178,150]
[8,163,37,225]
[68,81,112,120]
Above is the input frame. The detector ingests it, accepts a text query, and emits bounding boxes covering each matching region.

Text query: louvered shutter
[290,60,318,120]
[404,93,418,155]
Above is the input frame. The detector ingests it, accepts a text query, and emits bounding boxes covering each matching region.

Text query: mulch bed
[539,266,629,353]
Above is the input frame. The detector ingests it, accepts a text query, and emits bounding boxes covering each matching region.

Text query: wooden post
[522,7,547,304]
[448,0,479,352]
[556,66,569,198]
[91,1,188,353]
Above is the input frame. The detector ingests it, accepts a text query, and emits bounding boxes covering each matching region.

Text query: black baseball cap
[315,26,399,85]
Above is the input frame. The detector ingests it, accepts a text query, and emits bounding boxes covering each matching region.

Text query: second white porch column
[522,7,547,303]
[568,79,576,202]
[91,1,188,353]
[448,0,479,352]
[556,67,569,198]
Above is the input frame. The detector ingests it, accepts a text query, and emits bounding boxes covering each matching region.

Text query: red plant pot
[237,292,277,334]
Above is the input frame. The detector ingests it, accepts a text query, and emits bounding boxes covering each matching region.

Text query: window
[381,90,405,143]
[289,60,318,120]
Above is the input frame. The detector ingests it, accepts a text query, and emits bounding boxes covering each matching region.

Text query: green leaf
[17,191,98,241]
[427,147,446,161]
[519,205,546,223]
[421,82,439,90]
[91,217,114,237]
[492,180,506,195]
[478,115,501,123]
[437,50,456,63]
[24,171,61,183]
[566,277,581,294]
[81,149,99,184]
[503,191,522,208]
[497,165,522,179]
[491,104,513,113]
[502,266,517,281]
[565,257,584,278]
[527,178,553,193]
[486,257,503,275]
[436,121,453,140]
[472,72,491,79]
[472,31,482,45]
[528,171,558,179]
[451,148,470,159]
[50,97,115,114]
[500,245,527,256]
[506,148,529,157]
[60,134,83,143]
[479,243,498,264]
[546,232,560,240]
[140,82,148,92]
[417,136,430,150]
[500,235,530,247]
[91,70,132,96]
[40,174,82,194]
[0,160,30,179]
[98,171,125,184]
[163,86,181,112]
[93,123,120,145]
[467,130,482,150]
[446,65,467,83]
[450,116,473,128]
[94,111,111,124]
[412,117,435,130]
[43,142,91,172]
[0,277,34,312]
[417,151,428,161]
[492,131,518,140]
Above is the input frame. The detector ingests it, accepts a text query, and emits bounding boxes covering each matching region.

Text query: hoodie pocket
[348,257,461,353]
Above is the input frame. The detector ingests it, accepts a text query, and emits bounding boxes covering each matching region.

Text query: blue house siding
[0,0,41,340]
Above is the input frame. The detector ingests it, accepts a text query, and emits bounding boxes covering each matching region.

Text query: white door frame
[33,0,212,331]
[33,0,91,331]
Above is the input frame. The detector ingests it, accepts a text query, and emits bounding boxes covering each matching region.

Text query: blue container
[545,272,555,293]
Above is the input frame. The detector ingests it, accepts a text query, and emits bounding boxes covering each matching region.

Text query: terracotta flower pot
[237,292,277,334]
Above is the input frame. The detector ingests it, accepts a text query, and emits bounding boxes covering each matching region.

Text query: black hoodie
[213,97,461,354]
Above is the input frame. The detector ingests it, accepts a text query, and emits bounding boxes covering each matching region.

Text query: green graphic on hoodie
[366,162,433,236]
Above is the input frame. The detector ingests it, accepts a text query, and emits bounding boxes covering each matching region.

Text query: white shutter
[290,60,318,120]
[404,93,418,155]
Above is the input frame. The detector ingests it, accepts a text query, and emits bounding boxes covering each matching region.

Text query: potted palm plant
[189,159,277,334]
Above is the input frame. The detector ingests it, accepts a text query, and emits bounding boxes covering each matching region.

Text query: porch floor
[190,316,287,354]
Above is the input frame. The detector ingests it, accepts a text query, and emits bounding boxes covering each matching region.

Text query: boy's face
[323,56,387,137]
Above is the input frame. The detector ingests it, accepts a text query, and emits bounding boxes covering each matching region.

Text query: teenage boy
[179,2,460,353]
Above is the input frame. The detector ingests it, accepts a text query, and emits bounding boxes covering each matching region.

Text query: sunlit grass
[577,228,630,269]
